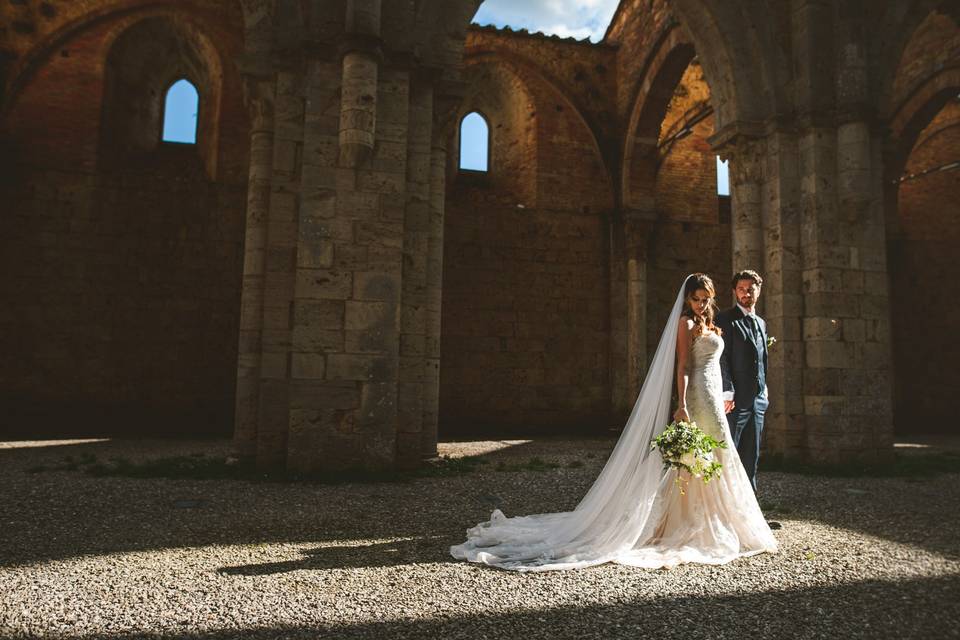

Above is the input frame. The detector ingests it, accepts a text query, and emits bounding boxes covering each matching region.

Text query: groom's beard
[736,296,756,311]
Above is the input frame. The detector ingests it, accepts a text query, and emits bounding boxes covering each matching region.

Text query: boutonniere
[766,335,777,348]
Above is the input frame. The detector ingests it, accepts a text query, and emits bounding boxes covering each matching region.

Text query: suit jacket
[716,306,768,409]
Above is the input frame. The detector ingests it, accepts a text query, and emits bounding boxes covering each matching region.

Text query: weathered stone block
[291,353,325,379]
[291,326,344,352]
[294,299,344,330]
[327,354,398,381]
[289,380,360,410]
[296,269,352,299]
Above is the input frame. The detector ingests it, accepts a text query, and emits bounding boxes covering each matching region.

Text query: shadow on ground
[38,573,960,640]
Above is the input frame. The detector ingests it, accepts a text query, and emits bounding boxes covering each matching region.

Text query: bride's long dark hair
[681,273,721,336]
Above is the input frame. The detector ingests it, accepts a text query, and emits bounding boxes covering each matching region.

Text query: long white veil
[450,275,693,571]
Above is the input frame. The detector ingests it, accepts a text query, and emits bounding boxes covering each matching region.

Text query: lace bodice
[686,331,727,441]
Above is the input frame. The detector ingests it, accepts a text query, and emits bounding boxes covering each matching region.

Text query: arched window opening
[162,79,199,144]
[459,112,489,172]
[716,155,730,196]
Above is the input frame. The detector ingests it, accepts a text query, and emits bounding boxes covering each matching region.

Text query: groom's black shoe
[766,520,782,530]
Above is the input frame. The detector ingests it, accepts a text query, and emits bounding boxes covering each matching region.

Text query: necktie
[745,314,758,340]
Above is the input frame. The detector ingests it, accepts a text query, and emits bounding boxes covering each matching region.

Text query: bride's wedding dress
[450,276,777,571]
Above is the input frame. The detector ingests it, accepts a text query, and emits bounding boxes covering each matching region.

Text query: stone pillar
[608,210,652,421]
[230,0,476,473]
[257,69,306,468]
[421,84,463,457]
[759,131,805,459]
[726,137,766,274]
[397,77,433,468]
[234,75,276,459]
[836,120,894,459]
[339,0,382,167]
[794,2,894,463]
[286,59,347,474]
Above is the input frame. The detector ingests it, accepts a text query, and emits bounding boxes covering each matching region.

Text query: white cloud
[472,0,621,42]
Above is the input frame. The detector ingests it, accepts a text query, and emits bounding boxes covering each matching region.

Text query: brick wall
[440,48,613,436]
[0,10,248,437]
[891,99,960,434]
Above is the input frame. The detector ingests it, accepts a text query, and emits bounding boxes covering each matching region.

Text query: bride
[450,274,778,571]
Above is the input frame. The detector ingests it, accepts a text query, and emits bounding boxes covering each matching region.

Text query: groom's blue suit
[716,306,768,491]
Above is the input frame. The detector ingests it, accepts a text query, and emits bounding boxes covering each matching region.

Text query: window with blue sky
[716,156,730,196]
[162,79,199,144]
[460,112,489,172]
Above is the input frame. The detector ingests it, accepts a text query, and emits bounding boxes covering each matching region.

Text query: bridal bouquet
[651,420,727,488]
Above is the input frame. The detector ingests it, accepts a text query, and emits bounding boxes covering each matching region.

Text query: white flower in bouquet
[650,420,727,491]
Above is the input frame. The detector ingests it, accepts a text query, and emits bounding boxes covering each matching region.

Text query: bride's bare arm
[674,317,694,422]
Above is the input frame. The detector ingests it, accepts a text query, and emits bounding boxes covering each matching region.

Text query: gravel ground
[0,436,958,639]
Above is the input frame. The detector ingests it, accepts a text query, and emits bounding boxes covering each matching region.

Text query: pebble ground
[1,436,958,639]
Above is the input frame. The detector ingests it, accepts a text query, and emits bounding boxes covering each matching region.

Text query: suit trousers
[726,395,768,492]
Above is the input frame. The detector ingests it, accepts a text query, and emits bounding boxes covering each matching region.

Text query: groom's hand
[724,400,735,414]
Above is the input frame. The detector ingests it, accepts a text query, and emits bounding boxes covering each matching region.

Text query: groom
[716,270,769,494]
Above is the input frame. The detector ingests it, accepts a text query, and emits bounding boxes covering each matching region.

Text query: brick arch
[664,0,773,130]
[463,47,615,209]
[886,91,960,436]
[620,26,697,210]
[872,0,956,120]
[887,67,960,182]
[1,0,244,118]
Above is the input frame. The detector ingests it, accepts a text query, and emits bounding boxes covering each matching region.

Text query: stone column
[610,137,658,420]
[421,84,463,457]
[759,130,805,459]
[836,119,894,460]
[234,74,276,459]
[256,69,306,468]
[608,212,646,422]
[725,137,766,274]
[339,0,382,167]
[397,77,433,468]
[286,59,347,474]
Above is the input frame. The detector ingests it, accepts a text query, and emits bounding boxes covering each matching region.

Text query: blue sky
[162,79,199,144]
[472,0,621,42]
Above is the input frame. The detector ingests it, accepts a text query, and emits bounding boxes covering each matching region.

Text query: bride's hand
[673,407,690,423]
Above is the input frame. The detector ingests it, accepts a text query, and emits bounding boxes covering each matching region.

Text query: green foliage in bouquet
[651,420,727,486]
